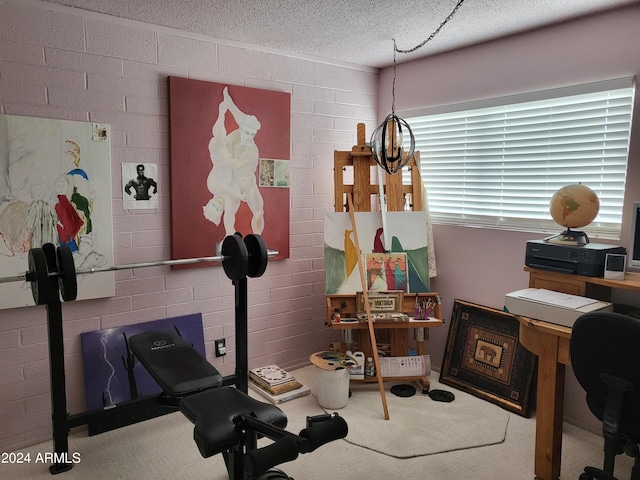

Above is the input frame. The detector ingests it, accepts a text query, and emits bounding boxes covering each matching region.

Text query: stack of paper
[504,288,612,328]
[379,355,431,377]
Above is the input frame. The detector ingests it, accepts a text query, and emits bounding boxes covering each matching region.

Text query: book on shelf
[248,380,311,405]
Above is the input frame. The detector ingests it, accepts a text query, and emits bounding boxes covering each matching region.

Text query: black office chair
[570,312,640,480]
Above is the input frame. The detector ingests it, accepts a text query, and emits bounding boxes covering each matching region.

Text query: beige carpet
[294,366,510,458]
[2,366,636,480]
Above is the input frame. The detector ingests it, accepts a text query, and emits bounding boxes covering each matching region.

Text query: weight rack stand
[42,247,251,475]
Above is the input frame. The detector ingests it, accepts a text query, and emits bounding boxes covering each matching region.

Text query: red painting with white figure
[168,77,290,265]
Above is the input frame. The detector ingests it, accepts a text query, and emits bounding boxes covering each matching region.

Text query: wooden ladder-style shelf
[328,123,442,393]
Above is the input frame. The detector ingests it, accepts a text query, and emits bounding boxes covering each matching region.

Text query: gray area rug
[293,366,510,458]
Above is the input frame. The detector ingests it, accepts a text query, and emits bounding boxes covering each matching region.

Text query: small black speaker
[604,253,626,280]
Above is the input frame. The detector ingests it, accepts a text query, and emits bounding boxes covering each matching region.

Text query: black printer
[525,239,626,277]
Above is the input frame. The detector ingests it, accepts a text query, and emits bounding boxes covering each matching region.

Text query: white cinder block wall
[0,0,378,451]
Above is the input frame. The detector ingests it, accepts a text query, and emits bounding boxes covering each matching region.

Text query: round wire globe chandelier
[370,0,466,175]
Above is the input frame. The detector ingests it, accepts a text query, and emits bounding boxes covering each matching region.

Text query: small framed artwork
[365,253,408,292]
[440,299,537,417]
[356,290,403,313]
[122,163,159,210]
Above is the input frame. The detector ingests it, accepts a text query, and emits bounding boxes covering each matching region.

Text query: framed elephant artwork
[440,299,537,417]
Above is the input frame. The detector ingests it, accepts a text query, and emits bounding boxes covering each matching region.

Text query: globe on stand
[545,183,600,246]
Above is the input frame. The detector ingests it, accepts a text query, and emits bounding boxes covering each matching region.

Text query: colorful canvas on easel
[324,212,430,294]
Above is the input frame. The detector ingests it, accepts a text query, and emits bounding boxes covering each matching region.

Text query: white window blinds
[401,78,635,239]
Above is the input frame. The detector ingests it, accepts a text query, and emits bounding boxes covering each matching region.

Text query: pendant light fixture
[370,40,415,176]
[371,0,467,175]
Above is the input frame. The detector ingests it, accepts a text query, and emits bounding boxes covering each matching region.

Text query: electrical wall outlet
[215,338,226,357]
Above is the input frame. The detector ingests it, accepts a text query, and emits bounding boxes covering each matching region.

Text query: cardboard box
[504,288,612,328]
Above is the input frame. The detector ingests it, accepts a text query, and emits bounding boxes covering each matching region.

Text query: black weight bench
[129,330,347,480]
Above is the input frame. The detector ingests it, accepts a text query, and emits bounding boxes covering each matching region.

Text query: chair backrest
[570,311,640,440]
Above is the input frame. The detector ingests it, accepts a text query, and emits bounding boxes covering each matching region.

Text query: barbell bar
[1,233,276,305]
[2,251,279,284]
[1,245,277,283]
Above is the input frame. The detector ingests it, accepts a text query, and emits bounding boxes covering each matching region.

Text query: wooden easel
[333,123,427,420]
[334,124,425,213]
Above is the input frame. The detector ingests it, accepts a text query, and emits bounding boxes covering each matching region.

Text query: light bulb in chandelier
[370,113,415,175]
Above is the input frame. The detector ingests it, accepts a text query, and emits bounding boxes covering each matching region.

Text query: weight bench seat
[129,331,223,396]
[179,387,288,458]
[129,330,288,459]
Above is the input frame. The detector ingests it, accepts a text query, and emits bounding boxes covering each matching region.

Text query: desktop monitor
[629,202,640,271]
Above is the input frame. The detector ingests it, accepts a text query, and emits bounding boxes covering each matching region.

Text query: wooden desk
[525,266,640,301]
[521,267,640,479]
[518,316,571,480]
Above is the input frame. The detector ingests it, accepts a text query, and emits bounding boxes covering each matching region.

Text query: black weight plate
[28,248,49,305]
[428,389,455,402]
[56,246,77,302]
[390,384,416,397]
[221,234,248,281]
[245,234,268,278]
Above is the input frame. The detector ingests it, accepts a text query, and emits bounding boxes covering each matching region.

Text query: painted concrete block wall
[0,1,378,451]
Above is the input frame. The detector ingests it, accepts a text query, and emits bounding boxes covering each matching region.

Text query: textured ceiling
[39,0,636,68]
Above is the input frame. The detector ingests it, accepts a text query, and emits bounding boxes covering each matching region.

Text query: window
[401,78,635,239]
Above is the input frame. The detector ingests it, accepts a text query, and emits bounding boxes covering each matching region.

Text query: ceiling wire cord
[373,0,467,175]
[391,0,467,114]
[394,0,468,55]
